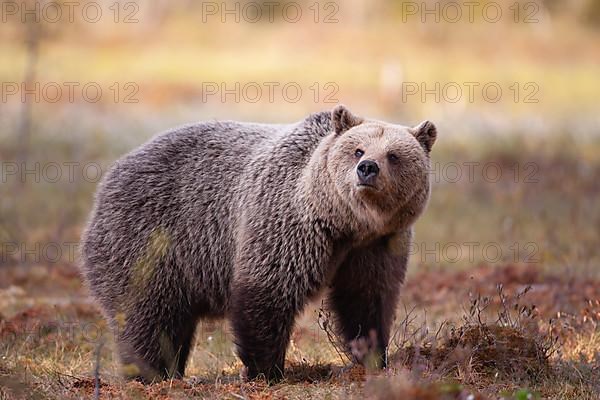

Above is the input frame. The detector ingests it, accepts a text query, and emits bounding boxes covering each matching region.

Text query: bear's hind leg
[174,318,197,377]
[115,297,198,382]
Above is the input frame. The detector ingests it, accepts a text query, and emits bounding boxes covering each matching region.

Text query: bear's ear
[411,120,437,152]
[331,104,363,135]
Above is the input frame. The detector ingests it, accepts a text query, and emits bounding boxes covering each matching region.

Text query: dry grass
[1,262,599,399]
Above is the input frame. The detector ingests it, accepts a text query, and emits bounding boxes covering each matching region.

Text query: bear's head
[326,105,436,233]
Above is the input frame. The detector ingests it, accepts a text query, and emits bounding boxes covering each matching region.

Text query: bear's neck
[295,134,362,241]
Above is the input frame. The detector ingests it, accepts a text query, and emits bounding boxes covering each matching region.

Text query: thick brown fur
[80,105,436,382]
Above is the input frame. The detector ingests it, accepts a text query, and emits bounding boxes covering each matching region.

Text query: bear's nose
[357,160,379,184]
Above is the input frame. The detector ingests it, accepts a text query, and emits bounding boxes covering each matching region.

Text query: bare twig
[317,301,351,365]
[94,341,104,400]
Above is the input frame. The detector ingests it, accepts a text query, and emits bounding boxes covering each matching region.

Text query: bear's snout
[357,160,379,185]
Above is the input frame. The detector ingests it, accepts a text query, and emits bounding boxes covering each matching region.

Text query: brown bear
[80,105,436,382]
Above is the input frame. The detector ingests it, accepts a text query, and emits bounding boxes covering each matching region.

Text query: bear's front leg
[328,232,410,369]
[229,210,331,381]
[229,281,297,382]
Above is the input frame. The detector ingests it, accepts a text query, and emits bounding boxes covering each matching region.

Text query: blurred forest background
[0,0,599,269]
[1,0,600,398]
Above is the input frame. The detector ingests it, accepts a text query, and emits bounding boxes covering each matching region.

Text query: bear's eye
[388,153,399,163]
[354,149,364,158]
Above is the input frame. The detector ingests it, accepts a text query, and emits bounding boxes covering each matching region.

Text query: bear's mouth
[356,183,379,191]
